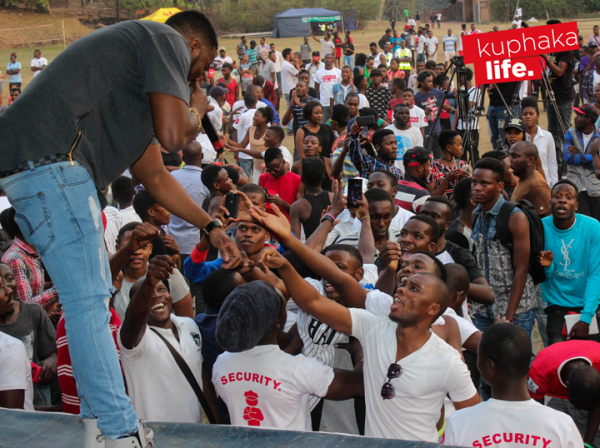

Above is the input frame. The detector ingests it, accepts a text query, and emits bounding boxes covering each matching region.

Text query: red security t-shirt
[259,171,301,220]
[527,340,600,400]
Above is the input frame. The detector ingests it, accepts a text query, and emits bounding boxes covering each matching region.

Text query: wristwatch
[202,219,223,236]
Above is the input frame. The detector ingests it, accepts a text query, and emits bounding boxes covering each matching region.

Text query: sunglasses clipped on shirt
[381,363,403,400]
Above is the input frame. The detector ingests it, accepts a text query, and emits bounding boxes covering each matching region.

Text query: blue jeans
[0,162,137,439]
[343,55,355,70]
[474,308,536,338]
[486,105,508,150]
[239,158,254,179]
[283,93,293,133]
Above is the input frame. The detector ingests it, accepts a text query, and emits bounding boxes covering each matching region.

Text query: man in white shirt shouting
[251,199,480,442]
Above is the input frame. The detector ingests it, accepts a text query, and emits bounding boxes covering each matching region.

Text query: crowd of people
[1,9,600,448]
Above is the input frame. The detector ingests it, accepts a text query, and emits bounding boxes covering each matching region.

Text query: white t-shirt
[512,19,522,28]
[349,308,477,441]
[233,108,257,159]
[30,57,48,77]
[281,60,299,96]
[119,205,142,225]
[261,146,293,168]
[417,36,426,53]
[197,133,217,164]
[385,124,424,171]
[213,55,233,70]
[213,344,335,431]
[314,67,342,105]
[113,268,189,321]
[443,308,478,349]
[231,99,267,123]
[358,93,370,109]
[444,399,584,448]
[583,131,594,150]
[207,96,223,132]
[320,39,335,56]
[118,315,203,423]
[409,106,428,130]
[425,36,439,53]
[436,13,441,20]
[306,62,325,88]
[0,331,34,411]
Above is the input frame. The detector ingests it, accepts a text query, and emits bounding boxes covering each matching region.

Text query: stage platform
[1,408,446,447]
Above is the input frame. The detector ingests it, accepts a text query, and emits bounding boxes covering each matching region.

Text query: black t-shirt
[548,50,575,102]
[439,240,484,282]
[344,43,355,56]
[0,21,191,192]
[488,82,519,107]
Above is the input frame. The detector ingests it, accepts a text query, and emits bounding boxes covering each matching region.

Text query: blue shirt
[442,35,457,52]
[167,165,209,254]
[541,214,600,324]
[7,61,21,83]
[261,97,281,125]
[194,307,222,371]
[390,36,402,53]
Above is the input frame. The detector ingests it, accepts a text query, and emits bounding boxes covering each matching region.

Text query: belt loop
[27,161,35,172]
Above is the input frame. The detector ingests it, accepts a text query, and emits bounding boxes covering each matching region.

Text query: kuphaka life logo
[462,22,579,84]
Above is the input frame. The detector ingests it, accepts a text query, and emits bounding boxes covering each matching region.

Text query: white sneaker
[101,421,155,448]
[82,418,104,448]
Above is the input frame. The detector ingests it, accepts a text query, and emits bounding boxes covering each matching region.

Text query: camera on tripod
[451,55,465,68]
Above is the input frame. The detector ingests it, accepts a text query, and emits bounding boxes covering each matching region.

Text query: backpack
[474,200,546,285]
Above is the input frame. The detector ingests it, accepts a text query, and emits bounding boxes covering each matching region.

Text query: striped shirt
[332,135,357,187]
[56,309,121,414]
[1,237,58,309]
[396,174,430,213]
[299,269,380,409]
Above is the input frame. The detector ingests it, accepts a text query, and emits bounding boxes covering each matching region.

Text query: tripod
[424,55,477,163]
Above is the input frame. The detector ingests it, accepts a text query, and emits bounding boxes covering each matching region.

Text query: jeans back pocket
[11,192,56,256]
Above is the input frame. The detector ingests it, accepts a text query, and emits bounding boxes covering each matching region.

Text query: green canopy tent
[271,8,343,38]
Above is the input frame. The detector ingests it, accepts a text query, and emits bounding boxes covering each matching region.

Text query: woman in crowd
[343,36,355,70]
[295,101,335,159]
[217,63,238,108]
[353,53,367,77]
[387,58,405,83]
[428,130,470,200]
[360,56,375,87]
[224,107,274,184]
[521,96,559,188]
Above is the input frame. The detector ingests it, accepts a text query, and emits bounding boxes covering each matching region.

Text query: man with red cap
[396,147,432,213]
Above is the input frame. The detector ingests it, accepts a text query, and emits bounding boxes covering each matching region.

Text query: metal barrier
[1,408,447,448]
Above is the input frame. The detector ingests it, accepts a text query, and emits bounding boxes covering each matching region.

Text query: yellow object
[140,8,182,23]
[190,107,202,133]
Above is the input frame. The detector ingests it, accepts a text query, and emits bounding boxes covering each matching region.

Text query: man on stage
[0,11,241,448]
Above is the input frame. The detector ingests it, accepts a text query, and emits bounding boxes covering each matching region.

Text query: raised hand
[126,223,159,254]
[249,204,292,242]
[146,255,176,287]
[257,246,288,273]
[379,241,401,271]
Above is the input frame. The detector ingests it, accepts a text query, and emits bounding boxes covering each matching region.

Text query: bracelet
[190,107,202,133]
[359,215,370,221]
[320,214,335,225]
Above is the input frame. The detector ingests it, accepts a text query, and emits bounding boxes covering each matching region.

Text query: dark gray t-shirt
[0,300,56,364]
[0,21,191,191]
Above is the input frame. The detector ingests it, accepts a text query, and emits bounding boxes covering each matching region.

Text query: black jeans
[577,191,600,221]
[546,305,600,346]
